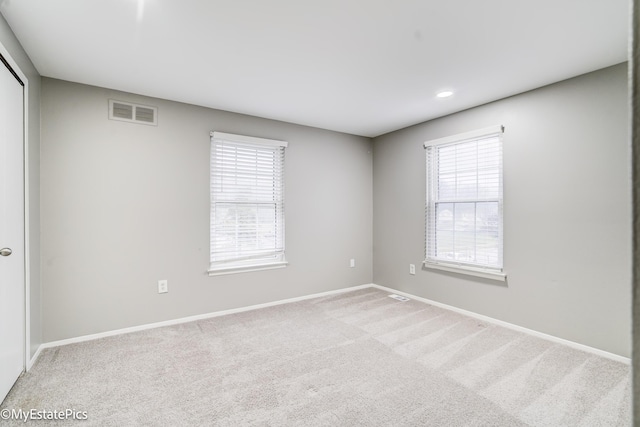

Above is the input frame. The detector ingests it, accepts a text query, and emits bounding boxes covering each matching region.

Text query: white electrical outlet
[350,259,355,268]
[409,264,416,275]
[158,279,168,294]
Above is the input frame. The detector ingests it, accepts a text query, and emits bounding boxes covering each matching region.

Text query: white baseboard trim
[30,282,629,367]
[36,284,374,354]
[370,284,630,365]
[27,344,45,371]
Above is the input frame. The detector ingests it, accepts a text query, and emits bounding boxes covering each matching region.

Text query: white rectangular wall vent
[388,294,410,302]
[109,99,157,126]
[112,102,133,120]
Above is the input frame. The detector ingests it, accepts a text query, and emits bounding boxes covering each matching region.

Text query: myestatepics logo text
[0,408,88,422]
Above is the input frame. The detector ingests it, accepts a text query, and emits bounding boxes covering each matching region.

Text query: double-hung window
[209,132,287,275]
[424,125,505,281]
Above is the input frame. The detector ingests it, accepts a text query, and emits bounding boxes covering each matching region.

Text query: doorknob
[0,248,12,256]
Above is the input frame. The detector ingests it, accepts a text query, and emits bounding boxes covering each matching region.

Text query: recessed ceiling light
[436,91,453,98]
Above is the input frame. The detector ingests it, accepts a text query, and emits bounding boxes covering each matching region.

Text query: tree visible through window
[424,126,504,277]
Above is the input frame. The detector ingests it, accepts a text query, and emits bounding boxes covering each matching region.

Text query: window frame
[423,125,506,281]
[208,131,288,276]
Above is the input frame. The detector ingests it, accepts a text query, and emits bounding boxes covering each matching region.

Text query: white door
[0,54,25,403]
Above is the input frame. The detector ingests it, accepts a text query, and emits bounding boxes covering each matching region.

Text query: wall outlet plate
[350,259,355,268]
[158,279,168,294]
[409,264,416,275]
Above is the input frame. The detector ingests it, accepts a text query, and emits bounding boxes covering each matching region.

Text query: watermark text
[0,408,88,422]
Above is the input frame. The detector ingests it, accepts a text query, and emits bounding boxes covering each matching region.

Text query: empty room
[0,0,635,425]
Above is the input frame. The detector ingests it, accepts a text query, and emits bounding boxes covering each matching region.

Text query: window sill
[422,260,506,282]
[208,261,288,277]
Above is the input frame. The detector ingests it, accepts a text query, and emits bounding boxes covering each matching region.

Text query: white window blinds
[424,126,504,278]
[209,132,287,274]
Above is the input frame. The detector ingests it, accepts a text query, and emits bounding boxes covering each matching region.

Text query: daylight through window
[424,125,505,280]
[209,132,287,275]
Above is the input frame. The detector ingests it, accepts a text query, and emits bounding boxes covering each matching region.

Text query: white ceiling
[0,0,630,137]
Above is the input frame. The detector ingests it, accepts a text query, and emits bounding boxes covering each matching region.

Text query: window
[209,132,287,275]
[424,125,505,281]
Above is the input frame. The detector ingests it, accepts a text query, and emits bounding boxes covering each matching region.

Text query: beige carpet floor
[0,287,631,426]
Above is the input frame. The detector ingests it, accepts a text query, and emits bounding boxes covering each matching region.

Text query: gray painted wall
[0,14,41,359]
[40,78,373,342]
[373,63,631,357]
[37,62,631,358]
[631,0,638,420]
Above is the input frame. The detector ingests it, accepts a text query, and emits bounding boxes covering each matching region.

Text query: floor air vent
[109,99,157,126]
[388,294,410,302]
